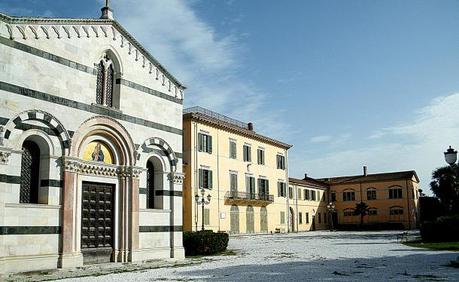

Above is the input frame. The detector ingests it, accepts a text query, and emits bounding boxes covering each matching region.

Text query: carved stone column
[128,167,141,261]
[59,160,83,268]
[169,172,185,259]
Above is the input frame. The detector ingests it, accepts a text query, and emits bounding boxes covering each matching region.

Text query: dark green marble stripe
[0,226,61,235]
[0,36,182,105]
[139,225,183,232]
[40,179,63,188]
[0,36,95,75]
[155,190,183,197]
[139,187,147,195]
[0,81,182,136]
[120,79,182,105]
[0,174,21,184]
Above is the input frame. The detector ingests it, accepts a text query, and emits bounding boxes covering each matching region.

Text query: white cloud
[290,93,459,193]
[310,135,332,143]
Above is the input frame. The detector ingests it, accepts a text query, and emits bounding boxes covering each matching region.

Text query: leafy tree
[430,165,459,214]
[353,201,369,226]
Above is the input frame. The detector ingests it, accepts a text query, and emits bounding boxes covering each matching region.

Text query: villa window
[277,155,286,170]
[343,209,355,217]
[304,189,310,200]
[368,208,377,216]
[289,186,293,199]
[390,207,404,215]
[198,133,212,153]
[278,182,287,197]
[343,190,355,201]
[389,186,403,199]
[258,178,269,197]
[204,208,210,225]
[246,176,256,198]
[306,212,309,224]
[367,188,377,200]
[199,168,213,189]
[299,212,303,224]
[257,148,265,165]
[311,190,317,201]
[229,140,237,159]
[243,145,251,162]
[331,192,336,202]
[230,173,237,195]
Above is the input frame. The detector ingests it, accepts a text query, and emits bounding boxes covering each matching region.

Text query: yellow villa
[183,107,292,233]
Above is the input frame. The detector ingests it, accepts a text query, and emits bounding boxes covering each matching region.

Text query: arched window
[20,140,40,203]
[389,186,403,199]
[367,187,377,200]
[95,54,116,108]
[146,160,155,209]
[343,189,355,201]
[146,157,164,209]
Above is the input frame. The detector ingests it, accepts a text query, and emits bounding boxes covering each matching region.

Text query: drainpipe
[194,122,198,231]
[285,148,290,232]
[217,127,220,232]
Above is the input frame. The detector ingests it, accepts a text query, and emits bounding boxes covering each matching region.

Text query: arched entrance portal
[60,116,140,266]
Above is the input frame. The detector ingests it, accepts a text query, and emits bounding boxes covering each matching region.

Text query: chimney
[304,173,308,179]
[248,122,254,131]
[100,0,114,20]
[363,166,367,176]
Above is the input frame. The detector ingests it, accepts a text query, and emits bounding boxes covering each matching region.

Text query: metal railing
[225,191,274,202]
[184,106,248,129]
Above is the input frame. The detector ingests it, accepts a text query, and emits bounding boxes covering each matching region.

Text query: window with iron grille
[95,54,115,108]
[343,209,355,217]
[368,208,378,215]
[20,141,40,204]
[390,207,404,215]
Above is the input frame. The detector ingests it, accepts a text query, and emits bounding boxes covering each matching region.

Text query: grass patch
[404,240,459,251]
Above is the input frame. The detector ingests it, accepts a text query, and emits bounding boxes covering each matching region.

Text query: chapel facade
[0,4,185,274]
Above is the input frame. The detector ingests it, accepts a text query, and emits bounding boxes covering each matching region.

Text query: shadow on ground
[174,253,458,281]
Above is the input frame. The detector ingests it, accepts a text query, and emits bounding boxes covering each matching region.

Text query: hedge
[420,215,459,242]
[183,230,229,256]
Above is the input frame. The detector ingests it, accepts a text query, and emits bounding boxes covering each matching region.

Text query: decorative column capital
[169,172,185,184]
[0,148,11,165]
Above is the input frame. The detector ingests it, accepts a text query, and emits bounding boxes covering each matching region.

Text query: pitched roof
[183,106,293,150]
[289,177,329,189]
[0,12,185,89]
[317,170,419,185]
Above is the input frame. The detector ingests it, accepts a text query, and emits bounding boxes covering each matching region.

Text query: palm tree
[353,201,369,226]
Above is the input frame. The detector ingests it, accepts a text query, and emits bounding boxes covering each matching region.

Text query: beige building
[288,177,329,232]
[318,168,420,229]
[183,107,292,234]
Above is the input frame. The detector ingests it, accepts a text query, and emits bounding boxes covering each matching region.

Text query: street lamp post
[327,202,336,231]
[195,189,211,231]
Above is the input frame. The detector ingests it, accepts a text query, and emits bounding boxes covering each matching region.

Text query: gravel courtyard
[61,231,458,281]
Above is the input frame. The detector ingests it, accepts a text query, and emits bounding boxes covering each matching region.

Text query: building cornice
[184,112,293,150]
[0,12,186,92]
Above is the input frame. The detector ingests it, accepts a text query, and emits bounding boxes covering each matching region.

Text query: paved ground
[8,231,459,281]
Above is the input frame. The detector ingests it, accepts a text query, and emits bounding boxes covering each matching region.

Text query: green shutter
[199,169,203,188]
[208,135,213,153]
[198,133,203,152]
[209,170,213,189]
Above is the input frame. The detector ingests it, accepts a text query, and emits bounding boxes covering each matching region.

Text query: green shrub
[183,231,229,256]
[420,215,459,242]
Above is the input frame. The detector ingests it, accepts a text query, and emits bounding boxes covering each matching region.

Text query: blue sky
[2,0,459,191]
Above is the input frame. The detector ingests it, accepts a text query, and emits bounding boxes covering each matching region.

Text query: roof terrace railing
[184,106,248,129]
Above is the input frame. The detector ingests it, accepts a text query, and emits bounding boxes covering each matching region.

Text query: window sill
[91,103,123,114]
[140,208,171,213]
[5,203,61,209]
